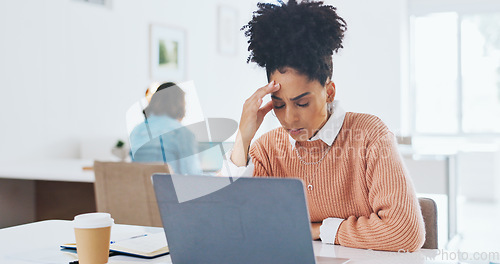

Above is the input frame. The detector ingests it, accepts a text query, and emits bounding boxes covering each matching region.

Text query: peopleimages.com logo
[425,249,500,262]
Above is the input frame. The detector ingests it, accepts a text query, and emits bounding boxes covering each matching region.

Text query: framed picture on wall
[150,25,185,82]
[217,5,238,55]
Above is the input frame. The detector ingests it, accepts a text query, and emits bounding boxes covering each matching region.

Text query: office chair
[418,197,438,249]
[93,161,170,227]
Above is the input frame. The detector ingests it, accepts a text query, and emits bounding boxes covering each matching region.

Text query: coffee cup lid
[73,212,114,229]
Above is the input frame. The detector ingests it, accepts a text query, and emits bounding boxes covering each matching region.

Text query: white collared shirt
[220,100,346,244]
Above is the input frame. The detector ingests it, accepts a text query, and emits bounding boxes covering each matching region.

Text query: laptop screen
[152,174,317,264]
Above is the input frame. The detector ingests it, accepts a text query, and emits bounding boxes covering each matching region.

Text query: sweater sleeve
[248,140,272,177]
[335,132,425,252]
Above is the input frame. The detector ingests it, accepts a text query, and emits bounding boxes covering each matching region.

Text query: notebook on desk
[152,174,350,264]
[60,232,169,259]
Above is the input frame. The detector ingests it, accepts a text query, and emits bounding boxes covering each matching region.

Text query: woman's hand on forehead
[252,80,280,102]
[230,81,281,167]
[239,81,281,141]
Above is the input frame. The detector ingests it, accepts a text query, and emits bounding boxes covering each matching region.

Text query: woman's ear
[326,81,336,103]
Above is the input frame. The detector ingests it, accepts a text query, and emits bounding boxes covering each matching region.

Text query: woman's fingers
[252,81,280,101]
[238,81,280,144]
[244,82,280,111]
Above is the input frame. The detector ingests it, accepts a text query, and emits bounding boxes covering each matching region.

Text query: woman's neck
[309,112,332,140]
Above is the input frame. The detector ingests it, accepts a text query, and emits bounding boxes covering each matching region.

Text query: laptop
[152,174,350,264]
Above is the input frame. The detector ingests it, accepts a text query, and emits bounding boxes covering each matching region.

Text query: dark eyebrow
[270,95,282,101]
[271,92,310,101]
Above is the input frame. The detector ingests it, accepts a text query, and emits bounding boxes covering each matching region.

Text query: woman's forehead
[270,69,323,99]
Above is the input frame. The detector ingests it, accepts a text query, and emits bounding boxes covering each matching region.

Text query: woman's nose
[284,107,299,124]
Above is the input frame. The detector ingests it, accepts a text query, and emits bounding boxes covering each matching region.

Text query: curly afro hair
[242,0,347,86]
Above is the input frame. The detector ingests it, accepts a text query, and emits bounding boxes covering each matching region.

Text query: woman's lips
[288,128,305,136]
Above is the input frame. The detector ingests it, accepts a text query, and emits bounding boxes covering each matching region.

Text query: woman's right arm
[231,81,280,166]
[218,81,280,177]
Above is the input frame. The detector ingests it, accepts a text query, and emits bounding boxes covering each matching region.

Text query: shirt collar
[288,100,346,148]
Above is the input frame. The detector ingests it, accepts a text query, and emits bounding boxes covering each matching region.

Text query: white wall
[329,0,408,135]
[0,0,407,161]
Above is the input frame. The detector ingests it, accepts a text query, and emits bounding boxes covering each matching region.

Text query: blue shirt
[129,115,202,175]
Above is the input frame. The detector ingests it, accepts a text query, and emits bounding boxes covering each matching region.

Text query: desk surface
[0,220,451,264]
[0,159,94,182]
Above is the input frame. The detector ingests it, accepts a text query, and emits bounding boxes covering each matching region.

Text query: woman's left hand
[311,222,321,240]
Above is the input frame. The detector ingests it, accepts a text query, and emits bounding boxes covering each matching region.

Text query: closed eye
[273,104,285,109]
[297,102,309,107]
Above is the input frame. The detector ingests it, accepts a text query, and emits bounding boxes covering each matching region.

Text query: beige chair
[93,161,170,227]
[418,197,438,249]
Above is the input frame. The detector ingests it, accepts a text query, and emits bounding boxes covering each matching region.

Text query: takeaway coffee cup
[73,213,114,264]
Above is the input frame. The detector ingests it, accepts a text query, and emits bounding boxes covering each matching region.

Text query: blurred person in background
[129,82,202,175]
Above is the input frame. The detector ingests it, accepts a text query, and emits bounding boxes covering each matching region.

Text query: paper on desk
[108,258,171,264]
[112,232,167,254]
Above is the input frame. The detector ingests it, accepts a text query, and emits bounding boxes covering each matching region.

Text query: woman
[225,0,425,252]
[130,82,202,175]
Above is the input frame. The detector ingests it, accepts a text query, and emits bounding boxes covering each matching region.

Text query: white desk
[0,220,447,264]
[0,159,94,182]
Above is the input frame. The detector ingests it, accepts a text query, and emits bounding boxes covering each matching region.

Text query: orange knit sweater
[249,112,425,252]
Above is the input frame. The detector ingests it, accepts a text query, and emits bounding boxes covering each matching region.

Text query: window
[461,13,500,133]
[411,11,500,134]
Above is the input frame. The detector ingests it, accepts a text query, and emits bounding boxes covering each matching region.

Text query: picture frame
[217,5,238,55]
[150,24,186,82]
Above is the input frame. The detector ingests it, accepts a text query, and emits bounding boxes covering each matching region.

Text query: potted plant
[111,140,128,161]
